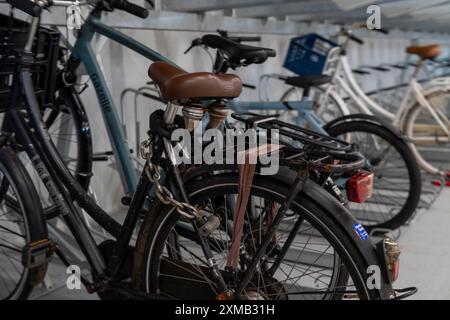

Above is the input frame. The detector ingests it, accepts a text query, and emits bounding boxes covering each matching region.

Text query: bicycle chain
[141,135,200,220]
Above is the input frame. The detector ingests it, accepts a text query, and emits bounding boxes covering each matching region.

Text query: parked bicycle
[0,0,411,301]
[282,25,450,179]
[183,32,422,232]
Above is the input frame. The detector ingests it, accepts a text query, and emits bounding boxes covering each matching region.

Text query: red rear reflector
[391,259,400,282]
[431,180,442,186]
[431,180,450,187]
[347,170,374,203]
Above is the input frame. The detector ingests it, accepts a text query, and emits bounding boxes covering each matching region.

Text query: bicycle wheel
[133,173,379,300]
[280,86,346,124]
[403,88,450,175]
[19,86,93,217]
[326,121,422,232]
[0,147,47,300]
[44,87,93,190]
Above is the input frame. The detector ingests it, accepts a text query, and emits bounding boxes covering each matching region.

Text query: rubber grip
[119,1,148,19]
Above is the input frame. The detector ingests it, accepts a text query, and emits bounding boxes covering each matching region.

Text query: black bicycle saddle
[202,34,276,67]
[285,75,332,89]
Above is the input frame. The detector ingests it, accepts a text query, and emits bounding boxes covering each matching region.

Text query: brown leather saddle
[148,61,242,103]
[406,44,441,60]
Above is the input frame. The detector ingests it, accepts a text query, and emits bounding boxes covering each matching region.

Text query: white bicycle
[282,25,450,179]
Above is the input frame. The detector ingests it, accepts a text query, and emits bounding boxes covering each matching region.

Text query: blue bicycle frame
[69,11,177,194]
[229,97,329,134]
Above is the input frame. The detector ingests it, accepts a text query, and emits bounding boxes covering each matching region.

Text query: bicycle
[183,33,422,233]
[282,25,450,179]
[0,0,406,300]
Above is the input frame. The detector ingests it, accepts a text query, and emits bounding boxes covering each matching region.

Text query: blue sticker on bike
[353,223,369,240]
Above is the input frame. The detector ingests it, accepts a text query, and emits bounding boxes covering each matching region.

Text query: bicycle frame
[330,54,450,140]
[6,40,209,295]
[228,97,374,186]
[68,10,177,194]
[2,13,183,288]
[230,99,329,135]
[4,9,237,293]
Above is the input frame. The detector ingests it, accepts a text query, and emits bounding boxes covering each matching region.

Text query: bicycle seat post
[302,85,311,101]
[24,17,40,53]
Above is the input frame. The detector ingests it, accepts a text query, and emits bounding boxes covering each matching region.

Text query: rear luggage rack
[231,112,365,174]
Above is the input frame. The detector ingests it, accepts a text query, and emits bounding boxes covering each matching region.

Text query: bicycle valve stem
[208,105,229,129]
[182,105,204,132]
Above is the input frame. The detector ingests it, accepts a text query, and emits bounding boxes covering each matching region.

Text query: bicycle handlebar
[111,0,148,18]
[7,0,151,19]
[349,34,364,45]
[228,36,261,42]
[217,29,261,43]
[340,24,389,46]
[372,27,389,35]
[6,0,42,16]
[184,31,261,54]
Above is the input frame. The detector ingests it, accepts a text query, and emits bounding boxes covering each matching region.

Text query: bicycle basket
[283,33,338,76]
[0,13,60,112]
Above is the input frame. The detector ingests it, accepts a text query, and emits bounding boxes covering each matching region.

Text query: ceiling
[160,0,450,34]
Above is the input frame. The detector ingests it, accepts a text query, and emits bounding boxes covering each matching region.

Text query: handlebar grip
[242,83,256,90]
[232,36,261,43]
[117,0,148,19]
[6,0,41,16]
[375,28,389,35]
[349,34,364,45]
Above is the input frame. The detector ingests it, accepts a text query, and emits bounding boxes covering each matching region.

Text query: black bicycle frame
[5,55,152,284]
[6,50,227,296]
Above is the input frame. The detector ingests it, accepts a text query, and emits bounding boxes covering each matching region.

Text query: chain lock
[141,136,200,220]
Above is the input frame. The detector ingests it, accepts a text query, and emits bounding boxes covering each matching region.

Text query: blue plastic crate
[283,33,338,76]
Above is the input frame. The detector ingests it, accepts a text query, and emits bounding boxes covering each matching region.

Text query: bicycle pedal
[22,239,56,269]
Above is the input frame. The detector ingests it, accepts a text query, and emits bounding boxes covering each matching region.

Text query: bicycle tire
[0,147,47,300]
[26,86,93,219]
[133,173,380,300]
[326,121,422,232]
[403,88,450,176]
[47,87,93,190]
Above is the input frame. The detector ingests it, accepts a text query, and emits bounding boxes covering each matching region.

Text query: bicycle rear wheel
[133,173,379,300]
[0,147,47,300]
[327,121,422,232]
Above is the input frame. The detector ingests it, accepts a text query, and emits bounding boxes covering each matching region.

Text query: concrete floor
[25,188,450,300]
[395,188,450,300]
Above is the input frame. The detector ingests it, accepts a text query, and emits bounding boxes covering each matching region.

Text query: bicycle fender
[323,113,407,143]
[275,167,394,299]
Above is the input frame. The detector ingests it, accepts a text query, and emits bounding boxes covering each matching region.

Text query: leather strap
[226,143,283,269]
